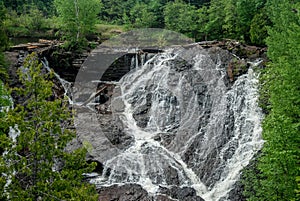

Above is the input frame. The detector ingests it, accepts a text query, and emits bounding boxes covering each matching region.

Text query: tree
[0,53,98,200]
[243,0,300,200]
[164,0,199,39]
[204,0,268,43]
[235,0,268,43]
[182,0,210,8]
[0,0,55,16]
[0,2,8,81]
[249,10,270,46]
[54,0,102,46]
[222,0,237,39]
[26,5,45,32]
[204,0,226,40]
[0,80,12,201]
[127,2,157,28]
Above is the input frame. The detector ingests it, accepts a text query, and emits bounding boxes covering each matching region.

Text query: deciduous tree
[54,0,102,46]
[164,0,199,39]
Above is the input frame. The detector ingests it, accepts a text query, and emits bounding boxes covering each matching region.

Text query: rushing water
[42,59,73,105]
[85,47,264,200]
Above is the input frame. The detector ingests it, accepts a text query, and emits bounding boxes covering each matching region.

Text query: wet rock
[111,96,125,112]
[132,92,152,128]
[164,166,180,185]
[219,181,245,201]
[170,57,193,72]
[99,115,134,150]
[97,184,153,201]
[30,40,267,200]
[133,104,151,128]
[155,195,177,201]
[227,59,249,82]
[153,133,176,147]
[97,184,206,201]
[158,186,205,201]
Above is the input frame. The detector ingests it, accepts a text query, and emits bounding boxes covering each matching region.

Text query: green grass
[95,23,125,40]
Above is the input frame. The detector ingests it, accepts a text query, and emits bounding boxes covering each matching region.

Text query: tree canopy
[243,1,300,200]
[54,0,102,46]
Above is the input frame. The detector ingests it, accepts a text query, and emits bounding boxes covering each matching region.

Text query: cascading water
[91,46,264,201]
[42,59,73,105]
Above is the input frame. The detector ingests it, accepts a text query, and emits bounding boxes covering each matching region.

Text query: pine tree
[0,52,98,200]
[243,0,300,200]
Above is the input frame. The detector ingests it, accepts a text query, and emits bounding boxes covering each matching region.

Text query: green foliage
[26,6,45,31]
[127,2,157,28]
[196,6,209,41]
[235,0,265,42]
[249,11,270,46]
[54,0,102,46]
[205,0,269,43]
[0,80,11,119]
[243,1,300,200]
[100,0,134,24]
[1,0,55,16]
[0,53,98,200]
[0,2,8,80]
[0,80,12,154]
[164,0,199,39]
[0,81,12,201]
[242,155,266,201]
[0,2,7,47]
[100,0,164,26]
[204,0,226,40]
[222,0,238,39]
[4,6,51,38]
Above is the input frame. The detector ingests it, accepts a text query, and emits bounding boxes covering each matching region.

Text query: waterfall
[91,47,264,200]
[42,59,73,105]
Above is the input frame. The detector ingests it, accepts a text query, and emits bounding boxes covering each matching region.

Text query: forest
[0,0,299,200]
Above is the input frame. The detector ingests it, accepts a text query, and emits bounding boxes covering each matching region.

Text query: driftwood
[10,39,63,51]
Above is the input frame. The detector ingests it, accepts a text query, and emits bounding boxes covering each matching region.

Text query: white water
[42,59,73,105]
[92,49,264,200]
[201,64,264,200]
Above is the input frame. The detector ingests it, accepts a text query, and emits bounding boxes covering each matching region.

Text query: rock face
[98,184,152,201]
[71,42,265,201]
[97,184,205,201]
[158,186,205,201]
[5,40,264,201]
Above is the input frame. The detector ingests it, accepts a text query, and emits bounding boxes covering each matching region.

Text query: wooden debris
[10,39,63,51]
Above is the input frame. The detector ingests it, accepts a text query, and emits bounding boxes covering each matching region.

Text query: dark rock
[87,160,104,174]
[227,59,249,82]
[153,133,176,147]
[158,186,205,201]
[170,57,193,72]
[155,195,177,201]
[133,103,151,128]
[97,184,206,201]
[101,115,134,149]
[97,184,153,201]
[224,181,246,201]
[165,166,180,185]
